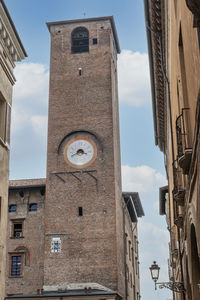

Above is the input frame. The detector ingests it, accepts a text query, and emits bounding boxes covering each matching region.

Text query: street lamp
[149,261,185,293]
[149,261,160,289]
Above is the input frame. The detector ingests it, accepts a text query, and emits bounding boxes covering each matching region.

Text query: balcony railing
[173,160,185,206]
[176,108,192,174]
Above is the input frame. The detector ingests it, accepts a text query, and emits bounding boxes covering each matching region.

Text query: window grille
[71,27,89,53]
[11,255,21,276]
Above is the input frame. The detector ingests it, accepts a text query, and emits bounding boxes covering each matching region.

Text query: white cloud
[10,63,49,178]
[11,62,49,135]
[139,219,170,282]
[122,165,167,194]
[118,50,151,106]
[13,63,49,102]
[31,115,48,139]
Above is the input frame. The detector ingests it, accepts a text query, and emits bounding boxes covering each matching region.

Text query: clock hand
[71,152,78,157]
[71,149,88,157]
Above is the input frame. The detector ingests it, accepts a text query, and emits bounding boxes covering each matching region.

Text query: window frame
[9,204,17,213]
[11,219,24,238]
[29,203,38,212]
[0,93,11,147]
[9,253,23,277]
[71,27,89,54]
[0,94,6,143]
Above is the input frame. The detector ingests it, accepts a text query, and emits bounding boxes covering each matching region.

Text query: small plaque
[51,237,61,253]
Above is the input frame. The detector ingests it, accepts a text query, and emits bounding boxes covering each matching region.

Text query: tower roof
[46,16,120,54]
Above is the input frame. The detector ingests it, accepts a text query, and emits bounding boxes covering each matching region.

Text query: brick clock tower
[6,16,144,300]
[44,16,125,296]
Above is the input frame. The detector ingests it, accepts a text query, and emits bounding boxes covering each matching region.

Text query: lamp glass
[150,261,160,281]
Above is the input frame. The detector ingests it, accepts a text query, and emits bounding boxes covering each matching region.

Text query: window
[0,94,11,145]
[29,203,37,212]
[134,236,138,254]
[126,265,129,282]
[131,247,134,268]
[130,272,133,287]
[93,38,97,45]
[12,220,23,238]
[9,205,17,213]
[5,103,11,144]
[179,25,189,108]
[11,255,22,276]
[71,27,89,53]
[78,207,83,216]
[135,257,138,275]
[125,233,128,254]
[0,95,6,141]
[128,240,131,260]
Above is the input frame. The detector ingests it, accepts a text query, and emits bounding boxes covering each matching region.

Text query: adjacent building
[5,17,144,300]
[144,0,200,299]
[0,0,26,298]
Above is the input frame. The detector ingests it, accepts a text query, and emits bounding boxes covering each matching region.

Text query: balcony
[173,161,185,206]
[176,108,192,174]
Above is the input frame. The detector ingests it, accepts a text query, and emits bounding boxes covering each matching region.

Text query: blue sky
[6,0,172,299]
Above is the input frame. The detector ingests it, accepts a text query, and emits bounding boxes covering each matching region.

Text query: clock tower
[44,16,125,296]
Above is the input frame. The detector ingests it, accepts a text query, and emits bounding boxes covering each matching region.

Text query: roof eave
[143,0,158,146]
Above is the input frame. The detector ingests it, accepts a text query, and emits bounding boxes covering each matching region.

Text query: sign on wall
[51,237,61,253]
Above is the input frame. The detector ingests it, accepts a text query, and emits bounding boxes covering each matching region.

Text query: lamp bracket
[156,281,185,293]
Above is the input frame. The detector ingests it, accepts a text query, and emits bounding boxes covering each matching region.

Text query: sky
[6,0,172,299]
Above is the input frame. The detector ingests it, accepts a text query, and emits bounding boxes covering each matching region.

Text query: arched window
[29,203,38,212]
[71,27,89,53]
[9,204,17,212]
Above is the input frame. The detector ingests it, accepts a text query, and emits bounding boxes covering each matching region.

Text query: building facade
[0,0,26,298]
[5,17,144,300]
[144,0,200,299]
[6,182,143,300]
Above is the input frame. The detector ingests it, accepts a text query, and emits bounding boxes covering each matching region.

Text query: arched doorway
[190,224,200,299]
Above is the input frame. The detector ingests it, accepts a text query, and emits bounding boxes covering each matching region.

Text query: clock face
[64,137,97,168]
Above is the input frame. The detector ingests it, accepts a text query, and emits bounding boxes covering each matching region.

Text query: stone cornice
[0,2,27,63]
[0,17,21,63]
[144,0,167,152]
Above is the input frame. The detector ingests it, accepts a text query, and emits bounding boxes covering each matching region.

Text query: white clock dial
[64,138,97,167]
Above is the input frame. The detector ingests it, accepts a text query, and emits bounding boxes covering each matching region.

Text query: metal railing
[176,108,191,158]
[173,160,185,198]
